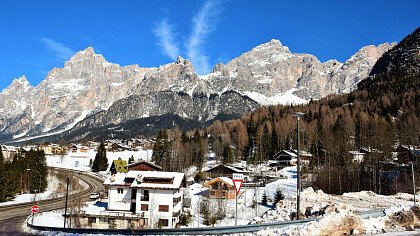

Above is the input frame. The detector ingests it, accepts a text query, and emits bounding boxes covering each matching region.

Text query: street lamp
[27,169,41,200]
[293,111,304,220]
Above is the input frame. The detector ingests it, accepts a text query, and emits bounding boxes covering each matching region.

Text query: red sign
[233,179,243,195]
[31,205,39,213]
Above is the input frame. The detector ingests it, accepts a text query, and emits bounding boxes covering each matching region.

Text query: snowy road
[0,168,104,234]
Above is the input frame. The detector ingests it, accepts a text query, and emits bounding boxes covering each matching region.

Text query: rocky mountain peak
[2,75,32,94]
[248,38,290,55]
[64,47,109,68]
[0,33,401,142]
[175,56,185,64]
[369,27,420,78]
[12,75,31,87]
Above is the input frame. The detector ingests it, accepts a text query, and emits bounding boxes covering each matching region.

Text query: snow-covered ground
[0,171,88,207]
[0,174,61,206]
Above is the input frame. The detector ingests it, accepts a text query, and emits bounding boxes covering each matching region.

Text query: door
[130,188,137,213]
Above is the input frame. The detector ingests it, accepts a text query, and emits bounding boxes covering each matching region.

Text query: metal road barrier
[26,218,314,235]
[26,209,386,235]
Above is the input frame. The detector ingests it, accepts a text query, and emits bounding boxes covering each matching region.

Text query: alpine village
[0,9,419,236]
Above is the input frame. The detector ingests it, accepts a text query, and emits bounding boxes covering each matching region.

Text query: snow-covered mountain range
[0,40,395,141]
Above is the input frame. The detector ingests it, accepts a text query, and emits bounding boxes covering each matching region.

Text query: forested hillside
[151,28,420,194]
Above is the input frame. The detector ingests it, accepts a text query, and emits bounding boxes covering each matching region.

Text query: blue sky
[0,0,419,91]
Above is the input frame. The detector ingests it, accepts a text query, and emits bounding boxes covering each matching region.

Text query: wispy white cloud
[186,0,223,75]
[153,19,180,60]
[40,37,75,60]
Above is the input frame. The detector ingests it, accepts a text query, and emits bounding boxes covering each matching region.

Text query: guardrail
[26,209,386,235]
[27,217,316,235]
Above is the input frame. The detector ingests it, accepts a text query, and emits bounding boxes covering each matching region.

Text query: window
[158,219,169,227]
[88,217,96,225]
[173,196,181,205]
[159,205,169,212]
[117,188,123,194]
[141,190,149,201]
[141,204,149,211]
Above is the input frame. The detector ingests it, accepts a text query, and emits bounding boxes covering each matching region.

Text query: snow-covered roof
[282,150,297,157]
[290,149,312,157]
[218,177,234,186]
[1,145,17,152]
[104,170,185,190]
[126,161,162,170]
[21,146,34,152]
[204,177,234,187]
[349,151,365,155]
[71,144,89,149]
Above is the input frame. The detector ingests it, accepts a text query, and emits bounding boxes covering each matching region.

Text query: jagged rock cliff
[0,40,394,141]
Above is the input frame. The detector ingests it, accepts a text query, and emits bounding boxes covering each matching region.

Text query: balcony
[172,210,181,217]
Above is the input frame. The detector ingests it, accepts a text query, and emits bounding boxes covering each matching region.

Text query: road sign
[31,205,39,213]
[232,173,244,180]
[232,173,244,195]
[233,179,243,194]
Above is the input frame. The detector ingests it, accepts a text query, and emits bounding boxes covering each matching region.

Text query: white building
[69,144,90,157]
[103,170,185,228]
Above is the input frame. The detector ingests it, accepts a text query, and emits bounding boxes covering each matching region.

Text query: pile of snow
[254,205,420,236]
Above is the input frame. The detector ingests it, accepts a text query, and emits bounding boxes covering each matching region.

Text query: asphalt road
[0,168,104,235]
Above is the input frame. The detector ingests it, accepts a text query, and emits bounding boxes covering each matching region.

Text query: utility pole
[293,112,304,220]
[64,176,70,228]
[235,191,238,226]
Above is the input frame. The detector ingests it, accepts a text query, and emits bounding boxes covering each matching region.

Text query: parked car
[90,192,100,199]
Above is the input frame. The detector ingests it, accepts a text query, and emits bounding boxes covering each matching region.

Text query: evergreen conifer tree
[192,130,205,171]
[0,146,6,202]
[92,142,108,172]
[273,187,285,206]
[152,130,170,169]
[222,143,234,164]
[261,191,268,205]
[128,155,135,164]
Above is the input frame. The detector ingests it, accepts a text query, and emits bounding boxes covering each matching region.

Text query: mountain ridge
[0,39,395,142]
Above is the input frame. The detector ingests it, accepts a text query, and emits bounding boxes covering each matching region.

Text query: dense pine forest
[0,147,48,202]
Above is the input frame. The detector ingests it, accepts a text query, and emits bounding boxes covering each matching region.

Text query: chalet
[205,164,250,180]
[126,161,163,172]
[203,177,236,199]
[39,144,53,155]
[37,143,63,155]
[271,150,297,166]
[69,144,90,158]
[270,150,313,169]
[105,140,131,152]
[88,141,100,150]
[110,158,128,174]
[51,144,66,155]
[103,170,186,228]
[1,145,18,161]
